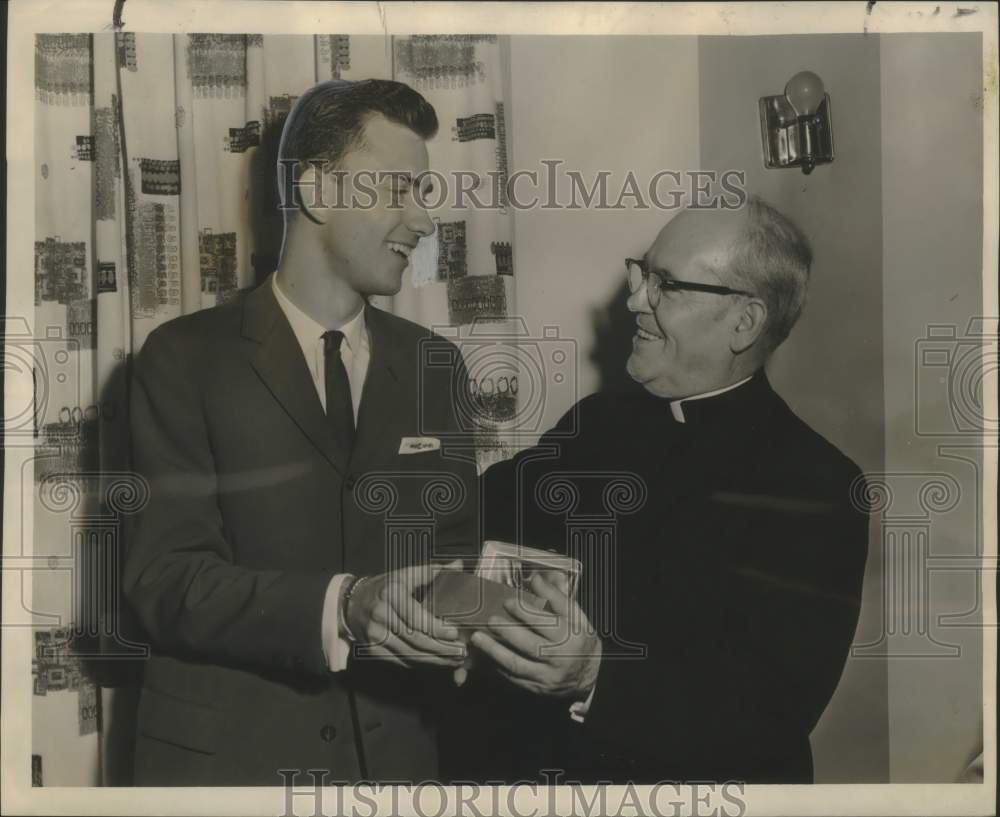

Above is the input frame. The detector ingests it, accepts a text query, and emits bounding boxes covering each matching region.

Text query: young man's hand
[344,561,467,667]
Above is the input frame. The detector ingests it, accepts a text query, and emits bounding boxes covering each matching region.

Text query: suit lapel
[349,304,408,475]
[241,276,349,475]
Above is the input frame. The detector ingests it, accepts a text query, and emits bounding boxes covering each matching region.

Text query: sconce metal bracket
[759,93,834,173]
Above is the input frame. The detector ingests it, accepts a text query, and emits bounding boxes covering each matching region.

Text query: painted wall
[880,32,984,783]
[698,33,888,783]
[508,36,701,440]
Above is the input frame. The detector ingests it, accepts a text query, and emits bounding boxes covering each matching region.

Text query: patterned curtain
[392,36,517,471]
[31,32,511,786]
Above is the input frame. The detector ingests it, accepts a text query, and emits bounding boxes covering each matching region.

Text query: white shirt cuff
[569,684,597,723]
[321,573,354,672]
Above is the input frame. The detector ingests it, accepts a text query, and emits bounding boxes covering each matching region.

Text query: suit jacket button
[345,475,356,491]
[320,724,337,742]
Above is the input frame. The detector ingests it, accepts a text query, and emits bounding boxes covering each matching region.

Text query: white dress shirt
[271,274,368,672]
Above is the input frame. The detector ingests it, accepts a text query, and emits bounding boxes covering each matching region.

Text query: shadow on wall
[248,114,290,287]
[589,284,647,396]
[61,355,148,786]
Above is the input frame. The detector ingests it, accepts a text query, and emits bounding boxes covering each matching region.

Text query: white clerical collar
[272,273,366,354]
[669,376,754,423]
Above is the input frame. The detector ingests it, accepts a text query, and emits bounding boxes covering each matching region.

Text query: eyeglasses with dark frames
[625,257,754,308]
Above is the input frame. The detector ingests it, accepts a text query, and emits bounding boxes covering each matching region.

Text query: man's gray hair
[726,195,813,353]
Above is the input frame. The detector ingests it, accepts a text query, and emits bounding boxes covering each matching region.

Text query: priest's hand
[469,572,601,698]
[344,561,467,668]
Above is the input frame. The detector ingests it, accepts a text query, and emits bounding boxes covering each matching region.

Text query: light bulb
[784,71,825,117]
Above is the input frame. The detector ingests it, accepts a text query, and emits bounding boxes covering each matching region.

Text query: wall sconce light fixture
[759,70,834,174]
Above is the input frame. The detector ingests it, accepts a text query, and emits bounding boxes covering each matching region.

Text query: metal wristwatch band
[340,574,368,644]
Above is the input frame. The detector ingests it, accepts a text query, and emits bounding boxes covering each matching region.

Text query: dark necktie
[322,330,355,452]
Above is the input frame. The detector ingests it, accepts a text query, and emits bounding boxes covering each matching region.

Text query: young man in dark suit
[471,197,870,783]
[124,79,477,785]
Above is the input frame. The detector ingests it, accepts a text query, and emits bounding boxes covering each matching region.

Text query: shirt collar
[669,375,754,423]
[271,273,367,354]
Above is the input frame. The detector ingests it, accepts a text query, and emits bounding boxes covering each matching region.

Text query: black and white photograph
[2,2,996,815]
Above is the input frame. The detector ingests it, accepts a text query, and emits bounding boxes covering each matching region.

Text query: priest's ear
[730,297,768,354]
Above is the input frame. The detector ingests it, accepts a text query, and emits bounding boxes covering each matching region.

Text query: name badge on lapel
[398,437,441,454]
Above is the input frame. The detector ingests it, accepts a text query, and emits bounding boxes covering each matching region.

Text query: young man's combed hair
[276,78,438,211]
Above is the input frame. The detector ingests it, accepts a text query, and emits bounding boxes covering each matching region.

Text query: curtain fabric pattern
[31,32,512,786]
[392,36,518,472]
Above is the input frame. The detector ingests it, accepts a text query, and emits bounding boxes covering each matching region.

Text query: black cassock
[441,371,869,784]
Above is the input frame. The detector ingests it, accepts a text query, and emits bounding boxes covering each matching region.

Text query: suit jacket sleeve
[123,326,335,676]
